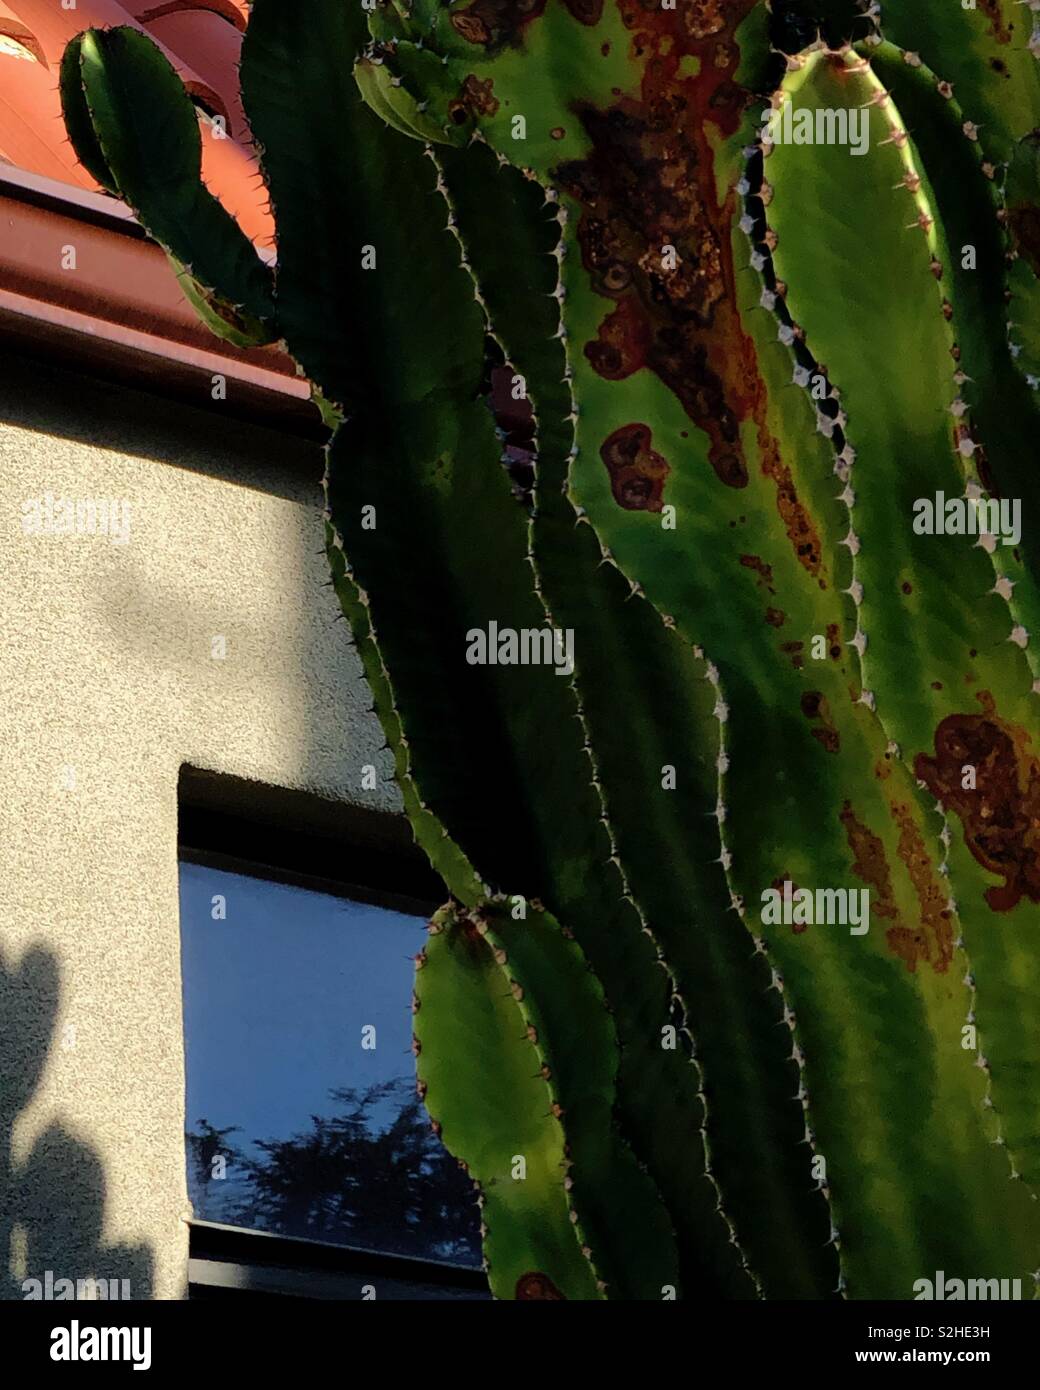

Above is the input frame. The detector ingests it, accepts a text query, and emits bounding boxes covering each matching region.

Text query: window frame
[178,770,487,1300]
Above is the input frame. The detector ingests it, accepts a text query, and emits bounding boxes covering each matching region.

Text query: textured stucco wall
[0,355,396,1299]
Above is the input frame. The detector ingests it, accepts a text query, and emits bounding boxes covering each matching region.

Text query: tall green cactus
[60,0,1040,1299]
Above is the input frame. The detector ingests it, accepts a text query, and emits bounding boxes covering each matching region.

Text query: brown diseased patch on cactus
[449,0,547,48]
[1008,203,1040,279]
[556,0,771,495]
[978,0,1013,43]
[563,0,605,23]
[449,76,500,124]
[199,287,253,337]
[516,1272,566,1299]
[449,0,600,49]
[449,911,495,962]
[760,435,824,581]
[740,553,775,593]
[913,691,1040,913]
[839,802,900,923]
[779,639,804,670]
[800,690,839,753]
[887,802,954,974]
[600,422,670,511]
[584,298,651,378]
[765,607,785,627]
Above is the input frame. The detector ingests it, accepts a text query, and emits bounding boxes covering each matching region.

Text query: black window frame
[177,767,489,1301]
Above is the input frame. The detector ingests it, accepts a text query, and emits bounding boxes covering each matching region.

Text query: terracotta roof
[0,3,315,428]
[0,0,271,244]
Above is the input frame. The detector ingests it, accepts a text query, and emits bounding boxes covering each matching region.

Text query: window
[177,779,487,1299]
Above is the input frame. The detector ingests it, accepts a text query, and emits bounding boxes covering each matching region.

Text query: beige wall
[0,353,396,1299]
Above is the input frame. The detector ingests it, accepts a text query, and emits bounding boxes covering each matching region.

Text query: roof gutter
[0,164,322,437]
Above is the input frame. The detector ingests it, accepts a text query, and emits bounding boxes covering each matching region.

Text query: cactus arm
[864,42,1040,671]
[766,50,1040,1198]
[240,0,482,414]
[767,51,1035,747]
[60,27,276,345]
[354,42,468,146]
[59,34,117,193]
[877,0,1040,165]
[478,900,682,1299]
[434,138,837,1298]
[353,52,455,145]
[416,903,604,1300]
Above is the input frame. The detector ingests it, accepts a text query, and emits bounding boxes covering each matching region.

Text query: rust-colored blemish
[760,433,824,580]
[1008,202,1040,280]
[563,0,605,23]
[844,792,954,977]
[600,422,670,511]
[765,607,785,627]
[740,553,774,593]
[826,622,842,660]
[883,925,930,975]
[516,1272,566,1299]
[979,0,1013,42]
[450,0,549,48]
[201,291,254,337]
[914,692,1040,913]
[449,75,500,124]
[1007,134,1040,277]
[800,690,839,753]
[839,801,900,921]
[886,800,954,974]
[557,1,790,499]
[585,297,652,378]
[779,639,804,670]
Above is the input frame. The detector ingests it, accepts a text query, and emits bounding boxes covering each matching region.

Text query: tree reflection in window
[179,861,481,1267]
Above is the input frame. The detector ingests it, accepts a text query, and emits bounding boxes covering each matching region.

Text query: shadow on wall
[0,946,153,1301]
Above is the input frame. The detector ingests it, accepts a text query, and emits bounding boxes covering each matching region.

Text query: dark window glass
[178,861,481,1268]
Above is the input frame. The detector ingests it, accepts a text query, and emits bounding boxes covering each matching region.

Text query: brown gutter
[0,164,323,437]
